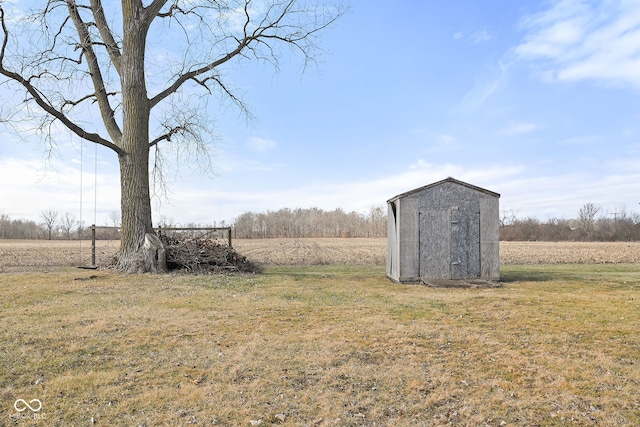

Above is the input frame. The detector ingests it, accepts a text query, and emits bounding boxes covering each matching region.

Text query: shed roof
[387,177,500,203]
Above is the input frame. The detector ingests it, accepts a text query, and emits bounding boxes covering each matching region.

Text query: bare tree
[108,210,121,228]
[578,202,601,240]
[60,212,78,240]
[500,209,519,227]
[108,209,121,239]
[368,205,386,237]
[40,209,59,240]
[0,212,8,239]
[0,1,347,272]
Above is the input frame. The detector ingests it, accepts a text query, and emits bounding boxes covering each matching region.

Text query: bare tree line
[0,213,42,239]
[234,202,640,241]
[500,203,640,241]
[232,207,387,239]
[0,210,121,240]
[2,202,639,241]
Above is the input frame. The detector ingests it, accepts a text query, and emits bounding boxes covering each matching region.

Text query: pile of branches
[159,234,262,274]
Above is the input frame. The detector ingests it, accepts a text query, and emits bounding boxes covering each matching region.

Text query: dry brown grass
[1,264,640,425]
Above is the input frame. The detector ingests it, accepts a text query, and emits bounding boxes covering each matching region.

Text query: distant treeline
[2,202,639,241]
[0,211,96,240]
[500,203,640,241]
[232,207,387,238]
[0,214,43,239]
[234,203,640,241]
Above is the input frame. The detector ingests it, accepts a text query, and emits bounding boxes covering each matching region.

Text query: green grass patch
[1,265,640,426]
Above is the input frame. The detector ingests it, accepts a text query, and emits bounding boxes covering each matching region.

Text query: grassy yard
[1,265,639,426]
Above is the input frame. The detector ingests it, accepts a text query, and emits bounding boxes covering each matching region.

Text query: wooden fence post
[91,225,96,267]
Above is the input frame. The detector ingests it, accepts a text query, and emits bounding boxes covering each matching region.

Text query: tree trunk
[115,1,160,273]
[116,148,155,272]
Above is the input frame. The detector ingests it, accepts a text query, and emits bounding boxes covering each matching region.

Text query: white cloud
[245,136,277,152]
[470,29,493,44]
[438,133,457,143]
[498,170,640,220]
[150,160,520,223]
[456,61,510,113]
[205,158,639,224]
[453,29,493,44]
[500,122,542,135]
[212,146,282,173]
[5,151,640,226]
[0,156,120,224]
[558,134,602,145]
[516,0,640,88]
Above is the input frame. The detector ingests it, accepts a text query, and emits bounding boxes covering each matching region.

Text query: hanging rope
[79,141,83,267]
[78,141,99,269]
[94,142,98,227]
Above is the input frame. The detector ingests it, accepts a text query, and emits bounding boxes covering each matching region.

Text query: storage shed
[387,177,500,283]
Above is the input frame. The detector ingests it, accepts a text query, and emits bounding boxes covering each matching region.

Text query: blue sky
[2,0,640,226]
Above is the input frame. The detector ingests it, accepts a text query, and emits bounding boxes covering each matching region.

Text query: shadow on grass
[500,264,640,286]
[264,265,385,281]
[500,268,559,283]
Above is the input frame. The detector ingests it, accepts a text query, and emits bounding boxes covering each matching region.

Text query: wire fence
[0,226,233,271]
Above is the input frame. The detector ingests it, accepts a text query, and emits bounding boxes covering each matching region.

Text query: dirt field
[1,239,640,271]
[0,239,121,271]
[499,241,640,264]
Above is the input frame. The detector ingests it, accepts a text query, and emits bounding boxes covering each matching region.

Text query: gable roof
[387,177,500,203]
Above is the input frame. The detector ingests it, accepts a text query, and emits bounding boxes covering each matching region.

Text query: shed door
[450,207,480,279]
[419,207,480,280]
[419,210,450,279]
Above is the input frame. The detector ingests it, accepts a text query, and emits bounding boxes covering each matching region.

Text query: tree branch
[148,0,347,109]
[149,125,185,147]
[149,39,249,108]
[145,0,172,20]
[89,0,122,73]
[66,0,123,147]
[0,5,122,154]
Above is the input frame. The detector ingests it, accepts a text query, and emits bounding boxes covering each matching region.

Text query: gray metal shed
[387,177,500,283]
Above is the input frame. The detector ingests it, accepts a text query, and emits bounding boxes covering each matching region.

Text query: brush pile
[159,235,262,274]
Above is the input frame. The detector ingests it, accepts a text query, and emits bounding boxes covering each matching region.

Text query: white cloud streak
[516,0,640,88]
[3,153,639,226]
[0,156,120,225]
[500,122,542,135]
[456,61,510,113]
[470,29,493,44]
[246,136,277,152]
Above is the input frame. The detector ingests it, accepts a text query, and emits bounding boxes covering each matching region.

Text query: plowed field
[1,239,640,271]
